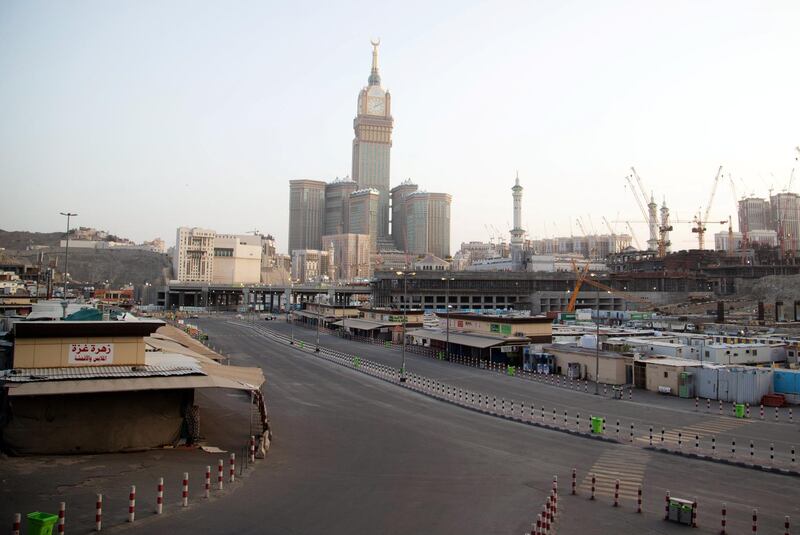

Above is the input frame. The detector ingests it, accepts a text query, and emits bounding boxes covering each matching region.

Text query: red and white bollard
[218,459,224,490]
[785,515,790,535]
[695,397,698,411]
[613,479,619,507]
[205,466,211,499]
[229,453,236,483]
[571,468,576,495]
[250,435,256,463]
[13,513,20,535]
[95,494,102,531]
[57,501,65,534]
[760,404,764,420]
[182,472,189,507]
[637,486,642,514]
[590,473,596,500]
[56,502,67,533]
[128,485,136,523]
[721,502,727,535]
[691,498,697,528]
[664,491,670,521]
[753,508,758,533]
[156,477,164,514]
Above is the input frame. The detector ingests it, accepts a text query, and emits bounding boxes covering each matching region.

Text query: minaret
[647,193,659,252]
[510,172,525,267]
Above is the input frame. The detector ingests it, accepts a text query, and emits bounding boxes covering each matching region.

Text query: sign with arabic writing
[69,343,114,365]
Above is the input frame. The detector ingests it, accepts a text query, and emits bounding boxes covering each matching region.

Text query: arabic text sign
[68,343,114,365]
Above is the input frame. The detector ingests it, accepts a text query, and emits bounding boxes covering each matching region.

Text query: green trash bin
[27,512,58,535]
[735,403,745,418]
[507,366,516,377]
[591,416,604,434]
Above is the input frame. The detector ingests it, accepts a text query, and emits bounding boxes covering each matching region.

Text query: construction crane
[625,175,651,246]
[729,174,746,248]
[691,165,724,250]
[567,260,651,312]
[566,259,591,312]
[625,221,642,249]
[630,167,659,251]
[601,216,616,236]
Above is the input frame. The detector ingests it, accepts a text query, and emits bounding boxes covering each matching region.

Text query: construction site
[381,147,800,331]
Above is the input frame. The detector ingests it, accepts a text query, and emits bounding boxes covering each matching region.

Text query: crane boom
[601,216,615,235]
[703,165,724,226]
[630,167,650,208]
[625,176,650,221]
[625,221,642,249]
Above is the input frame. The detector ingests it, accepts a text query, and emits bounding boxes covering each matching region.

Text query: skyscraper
[348,189,380,253]
[288,179,326,253]
[324,178,358,235]
[173,227,216,282]
[352,40,393,239]
[405,192,452,259]
[390,179,418,251]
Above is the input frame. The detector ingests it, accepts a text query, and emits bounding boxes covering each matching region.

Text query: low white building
[701,343,786,365]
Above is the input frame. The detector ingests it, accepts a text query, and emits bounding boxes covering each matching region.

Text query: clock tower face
[367,96,385,115]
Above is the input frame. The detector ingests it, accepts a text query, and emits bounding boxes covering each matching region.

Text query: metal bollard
[678,431,682,449]
[753,508,758,533]
[613,479,619,507]
[707,398,711,411]
[128,485,136,522]
[230,452,236,483]
[629,388,632,400]
[576,413,580,428]
[712,436,716,456]
[12,513,20,535]
[790,408,793,422]
[792,446,796,465]
[747,403,751,418]
[760,404,764,420]
[564,410,568,426]
[691,499,698,528]
[661,427,665,443]
[182,472,189,507]
[732,438,736,457]
[156,477,164,514]
[604,384,607,396]
[649,426,653,446]
[218,459,224,490]
[785,515,790,535]
[637,486,642,513]
[95,494,102,532]
[664,490,670,520]
[750,440,754,459]
[695,397,698,411]
[250,435,256,463]
[630,423,634,442]
[616,420,620,439]
[590,473,596,500]
[770,443,774,465]
[585,380,588,392]
[552,408,556,423]
[205,466,211,498]
[719,399,723,414]
[695,434,699,451]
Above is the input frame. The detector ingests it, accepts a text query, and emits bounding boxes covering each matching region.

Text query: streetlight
[59,211,77,318]
[288,282,294,345]
[591,273,600,394]
[315,303,321,352]
[441,271,454,360]
[397,270,416,382]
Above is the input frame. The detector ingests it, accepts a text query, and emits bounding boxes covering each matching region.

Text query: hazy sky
[2,1,799,253]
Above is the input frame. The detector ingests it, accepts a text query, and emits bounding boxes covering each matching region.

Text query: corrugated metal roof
[1,364,204,383]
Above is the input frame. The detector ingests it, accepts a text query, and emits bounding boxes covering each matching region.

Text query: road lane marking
[579,448,649,500]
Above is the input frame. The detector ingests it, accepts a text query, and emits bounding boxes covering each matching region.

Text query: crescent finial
[370,38,380,48]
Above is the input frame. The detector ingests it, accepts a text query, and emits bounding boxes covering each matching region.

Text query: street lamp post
[288,283,294,345]
[59,211,77,318]
[315,306,321,352]
[592,274,600,395]
[442,272,454,360]
[397,270,416,382]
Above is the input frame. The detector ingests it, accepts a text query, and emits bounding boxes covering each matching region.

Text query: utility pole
[592,274,600,395]
[59,212,77,318]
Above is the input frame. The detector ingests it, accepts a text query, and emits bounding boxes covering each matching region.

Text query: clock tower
[352,39,393,239]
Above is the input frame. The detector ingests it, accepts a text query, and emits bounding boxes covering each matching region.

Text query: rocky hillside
[0,229,63,250]
[13,248,172,287]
